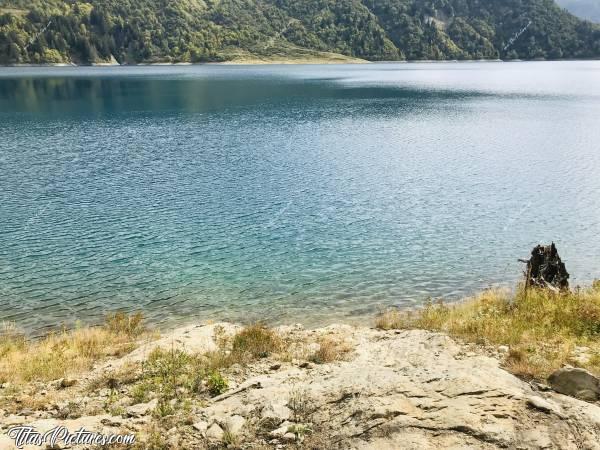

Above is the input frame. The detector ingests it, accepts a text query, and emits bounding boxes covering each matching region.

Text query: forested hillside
[1,0,599,64]
[556,0,600,23]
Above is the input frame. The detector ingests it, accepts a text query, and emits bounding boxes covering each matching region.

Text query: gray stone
[269,421,292,438]
[223,414,246,434]
[125,399,157,418]
[56,378,77,389]
[20,322,600,450]
[192,420,208,434]
[526,396,563,417]
[548,367,600,401]
[530,381,552,392]
[206,423,224,440]
[261,402,291,423]
[282,432,296,442]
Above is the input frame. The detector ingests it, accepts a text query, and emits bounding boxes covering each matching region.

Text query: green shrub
[206,370,228,396]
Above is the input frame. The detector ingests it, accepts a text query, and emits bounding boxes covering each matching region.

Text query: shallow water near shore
[1,62,600,334]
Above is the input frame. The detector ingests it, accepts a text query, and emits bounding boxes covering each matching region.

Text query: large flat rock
[199,326,600,449]
[2,324,600,449]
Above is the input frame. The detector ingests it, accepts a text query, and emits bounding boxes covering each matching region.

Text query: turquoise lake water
[1,62,599,333]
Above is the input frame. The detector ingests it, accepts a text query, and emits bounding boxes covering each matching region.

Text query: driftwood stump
[521,242,569,291]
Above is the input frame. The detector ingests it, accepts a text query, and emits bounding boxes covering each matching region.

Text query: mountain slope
[0,0,599,64]
[556,0,600,23]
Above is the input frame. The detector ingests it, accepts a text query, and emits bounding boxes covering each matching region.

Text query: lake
[1,62,599,334]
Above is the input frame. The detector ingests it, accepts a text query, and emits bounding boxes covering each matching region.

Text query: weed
[206,370,228,396]
[288,386,312,422]
[309,336,352,364]
[222,426,240,446]
[153,397,175,418]
[231,323,282,360]
[104,311,146,337]
[143,347,191,400]
[288,423,313,442]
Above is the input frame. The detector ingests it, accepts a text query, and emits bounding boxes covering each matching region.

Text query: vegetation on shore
[376,282,600,380]
[0,317,353,447]
[2,284,600,447]
[0,312,150,385]
[3,282,600,390]
[1,0,600,65]
[2,282,600,390]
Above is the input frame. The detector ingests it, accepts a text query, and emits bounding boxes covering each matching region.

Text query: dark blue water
[1,62,599,333]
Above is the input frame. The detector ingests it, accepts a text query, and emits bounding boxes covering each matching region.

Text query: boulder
[192,420,208,434]
[126,399,158,418]
[261,401,291,423]
[222,415,246,434]
[282,432,296,442]
[548,367,600,401]
[206,423,224,440]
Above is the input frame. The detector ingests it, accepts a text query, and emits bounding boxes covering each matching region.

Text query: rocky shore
[2,321,600,449]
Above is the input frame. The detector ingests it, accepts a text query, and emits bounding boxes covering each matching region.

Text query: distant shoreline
[2,57,600,68]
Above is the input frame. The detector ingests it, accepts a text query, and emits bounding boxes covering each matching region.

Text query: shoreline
[2,57,600,68]
[2,310,600,449]
[2,285,600,448]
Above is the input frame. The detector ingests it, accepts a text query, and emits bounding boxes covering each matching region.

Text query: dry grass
[104,311,146,337]
[0,312,152,385]
[222,425,240,447]
[288,386,314,422]
[376,284,600,380]
[132,425,170,450]
[309,336,353,364]
[203,323,284,369]
[230,323,283,360]
[87,360,141,392]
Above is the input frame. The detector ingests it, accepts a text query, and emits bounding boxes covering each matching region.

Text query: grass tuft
[288,386,313,422]
[0,312,151,384]
[376,284,600,380]
[104,311,146,337]
[231,323,282,360]
[222,426,240,446]
[309,337,352,364]
[202,323,284,370]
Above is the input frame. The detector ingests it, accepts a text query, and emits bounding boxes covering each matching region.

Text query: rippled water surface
[1,62,599,333]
